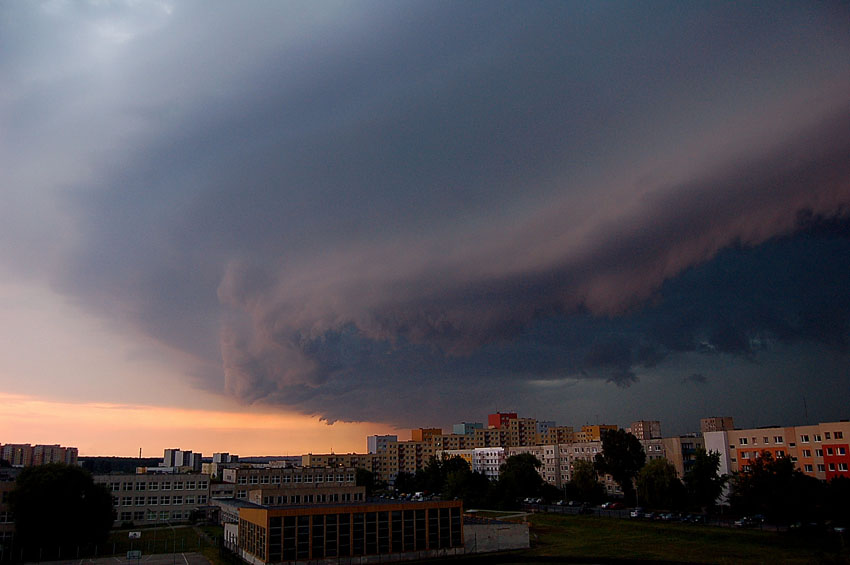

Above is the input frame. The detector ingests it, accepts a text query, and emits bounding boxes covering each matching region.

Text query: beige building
[574,425,618,442]
[223,467,358,501]
[94,472,210,527]
[0,444,78,467]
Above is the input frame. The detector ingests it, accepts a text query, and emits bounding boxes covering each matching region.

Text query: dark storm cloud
[3,1,850,424]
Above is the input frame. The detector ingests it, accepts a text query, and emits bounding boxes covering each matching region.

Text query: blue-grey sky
[2,1,850,442]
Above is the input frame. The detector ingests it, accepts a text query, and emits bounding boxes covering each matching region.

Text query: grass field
[522,513,849,564]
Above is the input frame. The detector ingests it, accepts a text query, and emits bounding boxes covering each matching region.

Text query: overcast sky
[2,1,850,453]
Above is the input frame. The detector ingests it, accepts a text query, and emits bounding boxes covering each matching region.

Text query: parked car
[630,507,645,518]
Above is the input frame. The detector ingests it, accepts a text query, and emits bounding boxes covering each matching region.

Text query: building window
[237,477,247,485]
[148,482,159,490]
[162,482,171,490]
[818,464,825,472]
[828,448,835,456]
[187,481,196,489]
[803,449,812,457]
[161,496,171,505]
[739,438,748,445]
[801,435,810,443]
[836,432,844,440]
[186,496,195,504]
[136,482,146,491]
[272,476,280,484]
[839,447,847,456]
[804,464,813,472]
[173,495,183,504]
[774,436,783,444]
[817,449,824,457]
[740,451,749,459]
[826,432,832,440]
[815,434,822,442]
[198,495,207,503]
[776,450,785,458]
[840,463,849,472]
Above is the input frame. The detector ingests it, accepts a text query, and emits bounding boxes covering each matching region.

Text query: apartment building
[0,444,78,467]
[430,434,473,452]
[436,448,505,480]
[487,412,518,429]
[574,425,618,442]
[94,472,210,527]
[541,426,575,445]
[629,420,662,441]
[452,422,483,436]
[0,469,18,546]
[700,416,735,433]
[302,453,377,473]
[367,435,397,454]
[410,429,442,442]
[508,445,562,487]
[704,420,850,482]
[507,418,540,447]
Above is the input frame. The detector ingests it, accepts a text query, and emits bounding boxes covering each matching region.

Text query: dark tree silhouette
[10,463,113,552]
[594,429,646,504]
[684,448,726,511]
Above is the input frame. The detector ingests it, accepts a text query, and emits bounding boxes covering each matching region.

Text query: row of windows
[799,432,844,443]
[801,447,848,458]
[118,510,189,522]
[114,495,207,506]
[106,480,208,492]
[260,492,364,505]
[236,473,354,485]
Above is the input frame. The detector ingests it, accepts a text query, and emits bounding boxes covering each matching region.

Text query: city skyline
[2,2,850,455]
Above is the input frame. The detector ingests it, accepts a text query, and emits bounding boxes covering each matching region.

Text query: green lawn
[523,513,849,564]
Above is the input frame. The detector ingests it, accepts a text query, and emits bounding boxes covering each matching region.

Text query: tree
[355,468,375,496]
[594,429,646,504]
[10,463,113,552]
[393,471,416,494]
[566,459,605,503]
[683,449,726,511]
[493,453,544,509]
[636,459,685,510]
[729,451,822,523]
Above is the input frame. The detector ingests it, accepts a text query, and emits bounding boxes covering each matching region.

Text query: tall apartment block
[452,422,483,436]
[0,443,78,467]
[487,412,517,429]
[367,435,397,454]
[704,420,850,482]
[700,416,735,433]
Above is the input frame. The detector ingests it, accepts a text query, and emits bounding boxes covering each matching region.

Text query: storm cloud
[2,1,850,426]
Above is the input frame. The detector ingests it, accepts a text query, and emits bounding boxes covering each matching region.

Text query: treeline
[80,457,161,474]
[358,453,562,510]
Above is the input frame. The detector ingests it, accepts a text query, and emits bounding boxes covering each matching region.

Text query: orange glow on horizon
[0,392,402,458]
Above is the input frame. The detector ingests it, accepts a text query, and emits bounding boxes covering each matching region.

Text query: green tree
[494,453,544,509]
[594,429,646,505]
[10,463,113,552]
[636,459,685,510]
[683,449,726,511]
[729,451,822,523]
[567,459,605,503]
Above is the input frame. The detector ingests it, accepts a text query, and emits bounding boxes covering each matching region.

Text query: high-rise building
[366,435,397,454]
[452,422,483,436]
[700,416,735,433]
[629,420,662,440]
[410,428,442,442]
[487,412,518,429]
